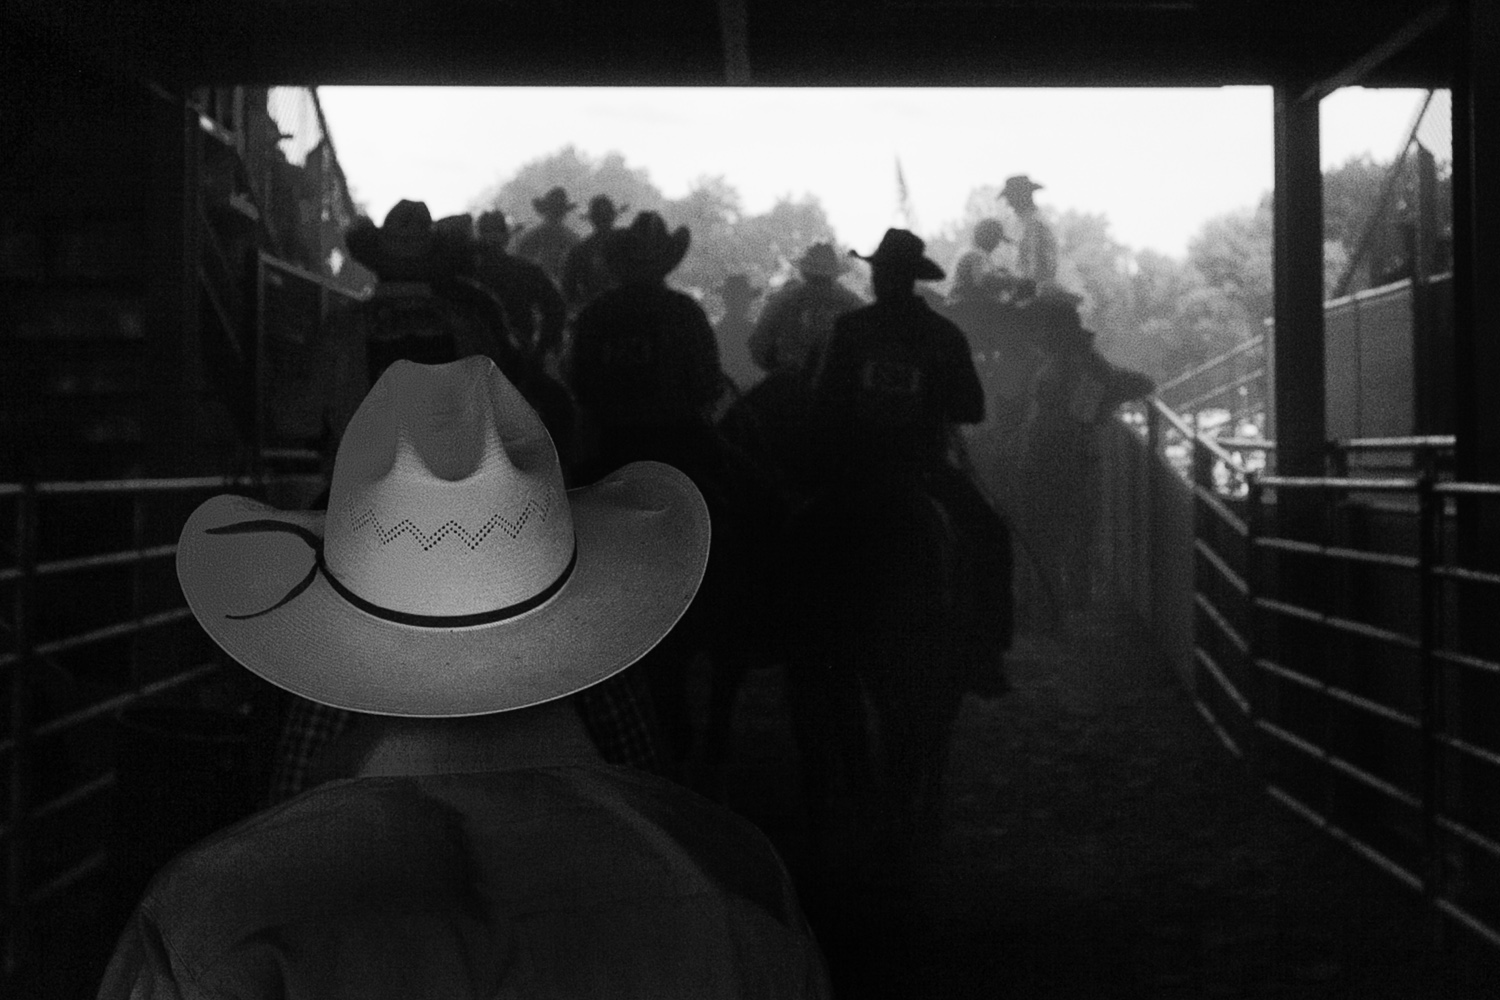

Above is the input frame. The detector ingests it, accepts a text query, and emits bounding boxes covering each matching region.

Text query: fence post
[1416,471,1445,946]
[1245,474,1263,774]
[5,482,37,978]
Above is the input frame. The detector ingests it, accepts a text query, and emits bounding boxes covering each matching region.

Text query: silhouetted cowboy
[514,186,582,287]
[473,209,568,365]
[816,228,1013,698]
[749,242,865,381]
[949,218,1030,306]
[714,273,763,392]
[562,195,627,310]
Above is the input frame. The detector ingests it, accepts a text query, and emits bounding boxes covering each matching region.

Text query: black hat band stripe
[205,520,578,628]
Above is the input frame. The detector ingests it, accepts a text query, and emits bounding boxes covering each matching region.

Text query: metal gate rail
[1189,439,1500,950]
[0,473,322,979]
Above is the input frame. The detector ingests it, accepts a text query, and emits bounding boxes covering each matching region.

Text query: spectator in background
[473,209,568,369]
[748,242,865,382]
[514,186,582,287]
[714,273,763,392]
[562,195,627,311]
[100,357,831,999]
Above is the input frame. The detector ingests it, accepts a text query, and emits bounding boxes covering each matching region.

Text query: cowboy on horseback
[814,229,1014,699]
[748,241,866,382]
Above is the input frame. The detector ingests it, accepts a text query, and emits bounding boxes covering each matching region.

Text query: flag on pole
[894,156,919,234]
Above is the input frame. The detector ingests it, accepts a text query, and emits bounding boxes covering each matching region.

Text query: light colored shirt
[1016,212,1058,286]
[99,761,831,999]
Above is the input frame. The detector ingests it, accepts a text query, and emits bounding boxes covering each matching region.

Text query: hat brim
[176,461,710,718]
[851,250,946,282]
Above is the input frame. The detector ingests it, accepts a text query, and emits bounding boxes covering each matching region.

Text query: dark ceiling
[8,0,1454,89]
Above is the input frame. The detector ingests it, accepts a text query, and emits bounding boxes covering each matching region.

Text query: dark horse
[716,373,972,855]
[781,473,968,858]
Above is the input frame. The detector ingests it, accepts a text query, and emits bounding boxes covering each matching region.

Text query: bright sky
[319,87,1431,259]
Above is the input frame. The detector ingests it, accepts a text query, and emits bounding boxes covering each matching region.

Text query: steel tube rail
[1216,437,1276,450]
[1434,734,1500,772]
[1257,475,1422,492]
[1194,539,1249,595]
[1195,647,1251,716]
[32,544,177,578]
[1254,597,1421,650]
[1339,435,1456,452]
[1195,486,1249,537]
[1431,565,1500,588]
[30,608,195,660]
[1196,593,1249,655]
[1156,334,1266,395]
[1254,536,1421,571]
[1254,656,1422,730]
[1258,719,1423,811]
[1267,784,1425,892]
[1433,482,1500,497]
[1174,367,1267,415]
[1432,648,1500,676]
[1193,699,1245,757]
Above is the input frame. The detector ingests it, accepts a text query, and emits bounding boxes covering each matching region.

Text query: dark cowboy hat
[476,209,525,243]
[603,211,691,283]
[850,228,945,281]
[586,194,627,225]
[717,273,758,300]
[1000,174,1045,203]
[344,200,469,281]
[532,186,578,219]
[794,242,848,279]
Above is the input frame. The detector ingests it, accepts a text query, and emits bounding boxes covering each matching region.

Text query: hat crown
[871,228,927,262]
[324,358,574,617]
[796,242,845,277]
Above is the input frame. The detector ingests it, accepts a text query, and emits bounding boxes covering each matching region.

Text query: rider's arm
[533,266,568,354]
[941,324,986,425]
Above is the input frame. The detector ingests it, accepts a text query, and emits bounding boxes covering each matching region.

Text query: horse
[778,471,969,860]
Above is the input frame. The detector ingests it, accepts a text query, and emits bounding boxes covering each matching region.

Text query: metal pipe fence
[0,472,323,982]
[1188,431,1500,951]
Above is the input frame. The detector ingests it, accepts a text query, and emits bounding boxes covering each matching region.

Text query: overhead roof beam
[719,0,752,85]
[1299,3,1449,103]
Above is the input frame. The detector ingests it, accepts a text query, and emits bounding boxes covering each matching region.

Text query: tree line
[473,146,1450,386]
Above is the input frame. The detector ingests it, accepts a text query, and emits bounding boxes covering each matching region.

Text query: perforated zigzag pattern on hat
[348,489,554,551]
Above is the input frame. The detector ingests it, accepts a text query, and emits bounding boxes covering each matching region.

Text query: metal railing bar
[1433,482,1500,498]
[1256,475,1421,493]
[1193,698,1245,758]
[34,662,220,742]
[1254,537,1420,572]
[0,662,221,759]
[1434,899,1500,953]
[34,544,177,578]
[1431,564,1500,588]
[1195,486,1249,537]
[0,484,21,498]
[1436,815,1500,864]
[30,476,263,496]
[1434,734,1500,772]
[1339,436,1456,452]
[1149,397,1197,440]
[1156,334,1265,395]
[1266,784,1425,892]
[1175,367,1267,415]
[1195,540,1249,595]
[1252,597,1420,650]
[28,773,114,824]
[1195,646,1252,716]
[1253,657,1422,730]
[1195,593,1250,655]
[1258,719,1423,810]
[1215,437,1276,451]
[31,608,196,659]
[1430,648,1500,677]
[24,849,109,907]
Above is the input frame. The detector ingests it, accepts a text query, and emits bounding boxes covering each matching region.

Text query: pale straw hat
[176,356,710,717]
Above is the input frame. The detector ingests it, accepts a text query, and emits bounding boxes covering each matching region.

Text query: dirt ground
[710,603,1500,999]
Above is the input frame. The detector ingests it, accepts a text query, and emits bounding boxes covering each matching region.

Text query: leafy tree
[471,146,667,237]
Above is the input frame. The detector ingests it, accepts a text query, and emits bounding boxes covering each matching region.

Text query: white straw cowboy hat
[177,356,710,717]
